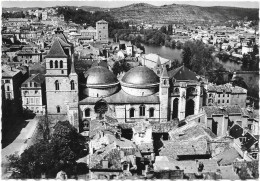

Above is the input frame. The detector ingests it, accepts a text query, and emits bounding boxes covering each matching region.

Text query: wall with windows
[79,103,160,124]
[95,21,108,42]
[17,53,40,64]
[21,81,44,114]
[45,76,78,116]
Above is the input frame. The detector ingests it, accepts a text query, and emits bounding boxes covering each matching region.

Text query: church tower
[159,66,170,123]
[45,38,78,121]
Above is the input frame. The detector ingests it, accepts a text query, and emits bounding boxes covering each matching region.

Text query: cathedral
[45,28,205,133]
[67,63,204,133]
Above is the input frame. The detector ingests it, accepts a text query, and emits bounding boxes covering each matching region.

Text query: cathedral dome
[121,66,159,88]
[120,66,159,96]
[85,66,119,87]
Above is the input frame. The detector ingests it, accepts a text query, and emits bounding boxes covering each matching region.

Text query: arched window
[175,88,179,93]
[129,108,135,118]
[57,106,60,113]
[149,108,154,118]
[50,60,53,68]
[70,80,75,90]
[139,105,145,116]
[163,79,167,85]
[55,60,58,68]
[6,85,10,91]
[85,108,90,117]
[60,60,63,68]
[55,80,59,90]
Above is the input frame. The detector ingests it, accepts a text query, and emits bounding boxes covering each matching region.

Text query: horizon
[2,0,259,9]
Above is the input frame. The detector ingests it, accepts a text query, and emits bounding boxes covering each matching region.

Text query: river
[115,39,241,71]
[142,44,242,71]
[141,44,183,63]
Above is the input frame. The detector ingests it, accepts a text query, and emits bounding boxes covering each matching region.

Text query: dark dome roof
[85,66,118,86]
[121,66,159,86]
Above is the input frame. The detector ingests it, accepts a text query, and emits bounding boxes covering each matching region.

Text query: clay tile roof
[45,38,67,58]
[169,122,216,141]
[22,73,45,85]
[213,147,241,165]
[159,139,208,160]
[2,65,21,77]
[168,65,198,81]
[203,105,242,118]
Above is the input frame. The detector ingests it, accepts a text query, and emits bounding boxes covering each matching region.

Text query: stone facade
[96,20,108,42]
[45,34,78,119]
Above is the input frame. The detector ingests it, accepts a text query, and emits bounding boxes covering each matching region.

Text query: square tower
[96,20,108,42]
[45,38,78,119]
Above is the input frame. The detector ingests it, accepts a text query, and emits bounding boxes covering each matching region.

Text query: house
[2,65,27,116]
[205,83,247,108]
[139,54,171,75]
[17,49,41,64]
[21,73,46,114]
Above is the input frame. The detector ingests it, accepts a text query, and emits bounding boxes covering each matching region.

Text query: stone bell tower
[159,66,170,122]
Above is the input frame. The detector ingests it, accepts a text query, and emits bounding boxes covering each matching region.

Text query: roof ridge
[45,38,67,58]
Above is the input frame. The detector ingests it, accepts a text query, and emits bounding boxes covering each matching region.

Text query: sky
[2,0,259,9]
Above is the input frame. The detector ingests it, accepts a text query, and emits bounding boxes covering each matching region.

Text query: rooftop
[203,105,242,118]
[2,65,21,77]
[169,121,217,141]
[45,38,67,58]
[22,73,45,86]
[207,83,247,94]
[159,139,209,160]
[168,65,199,82]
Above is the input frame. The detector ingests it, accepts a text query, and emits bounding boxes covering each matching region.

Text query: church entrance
[185,99,194,117]
[172,98,179,119]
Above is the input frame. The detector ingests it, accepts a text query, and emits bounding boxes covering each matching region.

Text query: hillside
[2,3,258,23]
[109,3,259,23]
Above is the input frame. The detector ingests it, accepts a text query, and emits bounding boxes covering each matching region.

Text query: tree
[181,40,215,75]
[7,121,87,179]
[160,26,167,34]
[182,46,192,69]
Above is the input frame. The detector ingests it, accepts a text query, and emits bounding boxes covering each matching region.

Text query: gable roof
[168,65,198,81]
[22,73,45,85]
[45,38,67,58]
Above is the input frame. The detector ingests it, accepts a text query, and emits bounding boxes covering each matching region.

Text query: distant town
[1,3,259,180]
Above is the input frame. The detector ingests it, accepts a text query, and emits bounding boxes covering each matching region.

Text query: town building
[205,83,247,108]
[2,65,27,115]
[96,20,108,42]
[139,54,171,76]
[21,73,46,114]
